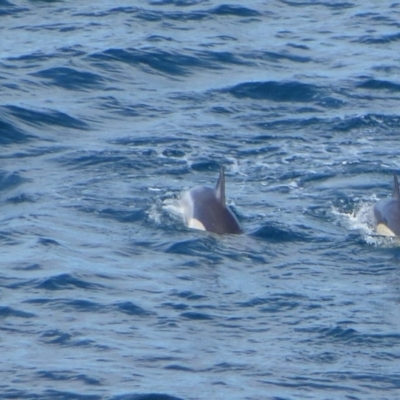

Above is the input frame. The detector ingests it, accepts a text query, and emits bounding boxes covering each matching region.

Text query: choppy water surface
[1,1,400,399]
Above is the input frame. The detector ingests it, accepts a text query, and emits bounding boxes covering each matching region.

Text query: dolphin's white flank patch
[187,218,206,231]
[375,223,396,237]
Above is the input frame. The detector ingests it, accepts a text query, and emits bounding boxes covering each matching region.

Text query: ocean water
[1,1,400,399]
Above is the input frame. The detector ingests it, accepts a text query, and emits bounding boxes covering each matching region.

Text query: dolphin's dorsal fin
[215,166,226,205]
[394,174,400,200]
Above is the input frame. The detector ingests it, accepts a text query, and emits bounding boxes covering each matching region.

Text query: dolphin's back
[183,186,241,235]
[180,167,242,235]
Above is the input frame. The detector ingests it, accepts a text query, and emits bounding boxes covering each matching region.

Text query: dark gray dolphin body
[373,174,400,236]
[180,167,242,235]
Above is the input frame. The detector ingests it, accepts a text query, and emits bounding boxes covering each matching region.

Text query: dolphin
[180,167,242,234]
[373,174,400,236]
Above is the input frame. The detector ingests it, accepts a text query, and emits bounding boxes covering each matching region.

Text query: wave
[357,32,400,44]
[111,394,185,400]
[0,305,35,319]
[89,47,247,76]
[331,113,400,132]
[35,273,105,291]
[0,113,34,144]
[0,0,28,16]
[250,222,310,242]
[228,81,319,102]
[225,80,343,110]
[357,78,400,92]
[3,104,89,130]
[36,370,101,386]
[296,324,400,347]
[31,67,107,91]
[77,4,261,22]
[0,171,28,192]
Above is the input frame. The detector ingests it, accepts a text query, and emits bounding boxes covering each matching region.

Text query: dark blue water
[1,1,400,399]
